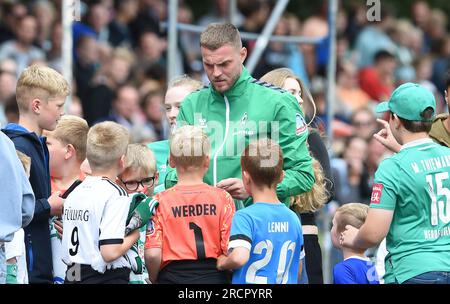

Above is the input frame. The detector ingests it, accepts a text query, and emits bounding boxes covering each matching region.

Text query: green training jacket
[165,67,315,207]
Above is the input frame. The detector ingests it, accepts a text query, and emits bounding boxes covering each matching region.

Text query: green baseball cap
[375,82,436,122]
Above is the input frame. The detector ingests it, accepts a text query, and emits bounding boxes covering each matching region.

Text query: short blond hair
[200,22,242,50]
[335,203,369,234]
[170,125,210,169]
[124,144,156,176]
[168,75,203,91]
[291,158,329,213]
[86,121,130,170]
[16,150,31,178]
[16,65,70,112]
[47,115,89,162]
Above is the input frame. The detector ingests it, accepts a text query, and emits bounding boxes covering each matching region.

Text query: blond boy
[145,125,235,284]
[44,115,89,283]
[117,144,158,284]
[61,121,140,284]
[2,65,69,283]
[331,203,379,284]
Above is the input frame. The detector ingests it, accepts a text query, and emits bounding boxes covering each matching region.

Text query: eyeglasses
[119,176,155,191]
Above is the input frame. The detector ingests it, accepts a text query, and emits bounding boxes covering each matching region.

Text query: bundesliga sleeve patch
[296,113,307,135]
[371,183,383,204]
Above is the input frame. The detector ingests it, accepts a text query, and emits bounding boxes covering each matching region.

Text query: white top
[61,176,131,273]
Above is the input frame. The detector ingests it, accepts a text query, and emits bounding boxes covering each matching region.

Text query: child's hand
[54,219,63,238]
[216,254,227,271]
[49,191,64,216]
[339,225,359,248]
[373,119,401,153]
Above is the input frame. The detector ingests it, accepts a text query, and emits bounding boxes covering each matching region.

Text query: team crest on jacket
[296,113,307,135]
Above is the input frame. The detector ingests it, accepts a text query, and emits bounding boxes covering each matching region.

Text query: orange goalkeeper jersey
[145,183,235,268]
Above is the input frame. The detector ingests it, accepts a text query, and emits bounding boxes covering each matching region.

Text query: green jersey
[371,138,450,283]
[165,67,315,207]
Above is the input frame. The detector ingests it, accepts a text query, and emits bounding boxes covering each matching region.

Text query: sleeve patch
[371,183,384,204]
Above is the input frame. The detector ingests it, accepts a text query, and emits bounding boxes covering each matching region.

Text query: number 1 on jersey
[189,222,206,259]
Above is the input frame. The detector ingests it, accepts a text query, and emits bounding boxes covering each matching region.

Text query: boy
[145,125,235,284]
[61,121,141,284]
[2,65,69,283]
[216,139,304,284]
[45,115,89,284]
[5,151,33,284]
[147,75,203,194]
[341,83,450,284]
[331,203,379,284]
[117,143,158,284]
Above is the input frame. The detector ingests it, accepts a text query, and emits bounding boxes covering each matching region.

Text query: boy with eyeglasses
[117,143,158,284]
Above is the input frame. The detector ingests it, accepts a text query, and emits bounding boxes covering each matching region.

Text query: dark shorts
[157,258,231,284]
[64,264,130,284]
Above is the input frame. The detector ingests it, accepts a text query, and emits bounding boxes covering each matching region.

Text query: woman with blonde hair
[261,68,334,284]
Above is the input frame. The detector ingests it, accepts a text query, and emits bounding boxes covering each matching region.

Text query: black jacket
[2,124,53,284]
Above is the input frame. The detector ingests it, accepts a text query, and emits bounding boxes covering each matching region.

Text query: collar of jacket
[209,66,252,102]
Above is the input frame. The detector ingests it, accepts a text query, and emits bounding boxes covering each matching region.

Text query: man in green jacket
[166,22,315,208]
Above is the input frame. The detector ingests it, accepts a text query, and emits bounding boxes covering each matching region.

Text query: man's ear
[445,90,448,104]
[392,113,402,129]
[240,47,247,63]
[31,98,41,114]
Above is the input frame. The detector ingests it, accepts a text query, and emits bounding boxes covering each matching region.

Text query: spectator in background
[353,6,396,69]
[96,84,143,130]
[46,23,63,73]
[108,0,139,48]
[359,50,397,102]
[335,62,371,121]
[331,136,371,206]
[74,35,100,105]
[351,107,378,142]
[136,31,167,76]
[0,60,17,126]
[32,0,56,52]
[140,90,169,142]
[0,15,45,77]
[0,1,28,44]
[84,47,134,125]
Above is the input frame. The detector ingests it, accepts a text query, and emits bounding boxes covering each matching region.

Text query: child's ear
[203,155,210,170]
[31,98,41,114]
[65,144,75,160]
[118,154,126,173]
[168,154,175,168]
[280,170,285,183]
[154,171,159,185]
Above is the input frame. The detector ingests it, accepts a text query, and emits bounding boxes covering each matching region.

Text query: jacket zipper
[213,96,230,186]
[27,233,33,272]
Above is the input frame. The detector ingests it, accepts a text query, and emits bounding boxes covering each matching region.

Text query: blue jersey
[333,257,379,284]
[229,202,303,284]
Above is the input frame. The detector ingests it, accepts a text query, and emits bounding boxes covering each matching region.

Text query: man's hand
[373,119,401,153]
[216,178,249,200]
[339,225,360,248]
[49,191,64,216]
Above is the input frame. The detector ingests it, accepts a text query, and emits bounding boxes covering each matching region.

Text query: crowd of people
[1,0,450,285]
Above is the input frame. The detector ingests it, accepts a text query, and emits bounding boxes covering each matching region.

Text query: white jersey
[50,217,66,284]
[5,228,28,284]
[61,176,131,273]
